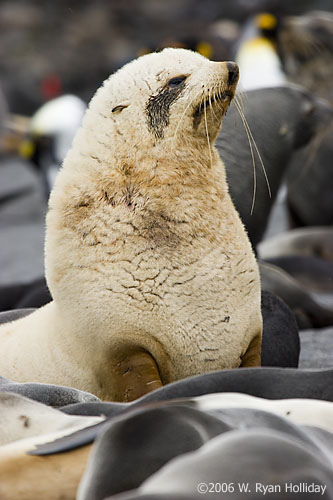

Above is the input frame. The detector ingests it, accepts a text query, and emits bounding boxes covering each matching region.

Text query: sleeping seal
[0,48,262,401]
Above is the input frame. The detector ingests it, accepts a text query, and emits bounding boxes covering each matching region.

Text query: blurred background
[0,0,332,114]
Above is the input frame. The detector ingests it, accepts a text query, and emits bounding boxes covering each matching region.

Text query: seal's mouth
[193,90,234,119]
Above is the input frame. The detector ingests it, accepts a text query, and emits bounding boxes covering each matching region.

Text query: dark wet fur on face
[146,80,186,139]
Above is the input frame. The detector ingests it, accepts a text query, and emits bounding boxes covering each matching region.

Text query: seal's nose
[226,62,239,85]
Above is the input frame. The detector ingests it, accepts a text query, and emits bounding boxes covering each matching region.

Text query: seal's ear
[112,104,129,113]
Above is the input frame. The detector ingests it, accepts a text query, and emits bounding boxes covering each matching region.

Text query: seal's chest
[95,244,234,309]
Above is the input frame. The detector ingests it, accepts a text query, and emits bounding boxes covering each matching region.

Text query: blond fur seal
[0,48,262,401]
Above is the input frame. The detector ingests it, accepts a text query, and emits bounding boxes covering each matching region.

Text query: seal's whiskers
[173,88,202,141]
[237,90,246,113]
[234,96,271,214]
[208,87,219,121]
[234,97,257,215]
[203,89,213,168]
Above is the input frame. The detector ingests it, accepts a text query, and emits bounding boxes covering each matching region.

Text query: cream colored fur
[0,392,103,446]
[194,393,333,433]
[0,434,91,500]
[0,48,262,400]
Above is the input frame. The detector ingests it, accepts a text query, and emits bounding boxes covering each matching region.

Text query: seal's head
[74,48,239,165]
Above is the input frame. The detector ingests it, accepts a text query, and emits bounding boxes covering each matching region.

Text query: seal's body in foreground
[0,49,262,401]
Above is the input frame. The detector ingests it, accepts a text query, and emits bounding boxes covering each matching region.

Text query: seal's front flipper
[113,350,163,402]
[240,333,262,367]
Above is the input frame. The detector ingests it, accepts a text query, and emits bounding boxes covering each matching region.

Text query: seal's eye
[168,76,187,88]
[112,104,128,113]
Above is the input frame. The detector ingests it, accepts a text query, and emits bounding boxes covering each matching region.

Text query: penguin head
[255,13,279,43]
[235,12,286,91]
